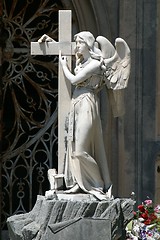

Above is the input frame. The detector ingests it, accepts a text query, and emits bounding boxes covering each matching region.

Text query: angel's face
[75,36,89,56]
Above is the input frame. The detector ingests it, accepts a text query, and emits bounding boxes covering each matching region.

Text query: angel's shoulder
[88,58,101,68]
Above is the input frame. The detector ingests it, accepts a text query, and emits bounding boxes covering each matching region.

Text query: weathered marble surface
[7,194,134,240]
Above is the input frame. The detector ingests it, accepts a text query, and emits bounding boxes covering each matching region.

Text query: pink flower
[144,199,152,207]
[154,205,160,213]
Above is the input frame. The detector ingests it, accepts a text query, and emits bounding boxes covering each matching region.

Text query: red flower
[138,205,145,212]
[149,213,157,221]
[144,219,151,225]
[141,212,148,219]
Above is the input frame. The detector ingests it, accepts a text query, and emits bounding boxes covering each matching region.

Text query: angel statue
[39,31,131,200]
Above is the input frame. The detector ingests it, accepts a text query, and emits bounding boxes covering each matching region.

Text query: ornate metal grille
[1,0,63,230]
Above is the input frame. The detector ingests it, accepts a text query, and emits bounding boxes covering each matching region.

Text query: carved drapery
[1,0,63,230]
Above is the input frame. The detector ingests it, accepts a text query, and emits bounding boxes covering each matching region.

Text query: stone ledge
[46,190,99,201]
[7,194,135,240]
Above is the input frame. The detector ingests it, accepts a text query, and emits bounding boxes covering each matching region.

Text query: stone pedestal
[7,193,134,240]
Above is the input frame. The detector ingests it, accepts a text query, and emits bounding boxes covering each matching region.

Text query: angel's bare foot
[105,185,113,199]
[65,184,81,193]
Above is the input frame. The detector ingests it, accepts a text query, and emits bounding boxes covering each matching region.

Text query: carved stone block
[7,194,135,240]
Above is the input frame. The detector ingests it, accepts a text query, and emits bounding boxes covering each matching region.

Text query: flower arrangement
[126,199,160,239]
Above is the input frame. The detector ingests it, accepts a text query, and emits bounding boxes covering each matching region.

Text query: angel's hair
[74,31,102,66]
[74,31,95,50]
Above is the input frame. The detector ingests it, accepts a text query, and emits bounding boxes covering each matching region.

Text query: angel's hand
[38,34,54,43]
[59,50,68,67]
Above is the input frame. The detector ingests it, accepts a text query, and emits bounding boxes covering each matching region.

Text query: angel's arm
[60,54,101,85]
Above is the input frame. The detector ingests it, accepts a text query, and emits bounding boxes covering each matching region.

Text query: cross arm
[31,41,76,55]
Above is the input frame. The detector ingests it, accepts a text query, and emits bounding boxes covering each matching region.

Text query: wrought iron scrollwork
[1,0,63,229]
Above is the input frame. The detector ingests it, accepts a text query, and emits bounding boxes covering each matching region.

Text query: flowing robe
[64,65,111,198]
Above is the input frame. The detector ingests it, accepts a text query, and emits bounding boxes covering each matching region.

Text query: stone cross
[31,10,75,174]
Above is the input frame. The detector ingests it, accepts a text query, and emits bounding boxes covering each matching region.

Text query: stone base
[7,193,135,240]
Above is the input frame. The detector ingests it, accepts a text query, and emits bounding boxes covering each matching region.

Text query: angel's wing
[103,38,131,90]
[96,37,131,117]
[96,36,115,58]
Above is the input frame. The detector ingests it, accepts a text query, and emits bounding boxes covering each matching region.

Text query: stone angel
[39,31,131,200]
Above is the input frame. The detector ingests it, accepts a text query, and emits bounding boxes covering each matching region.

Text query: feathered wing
[103,38,131,90]
[96,36,115,59]
[96,37,131,117]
